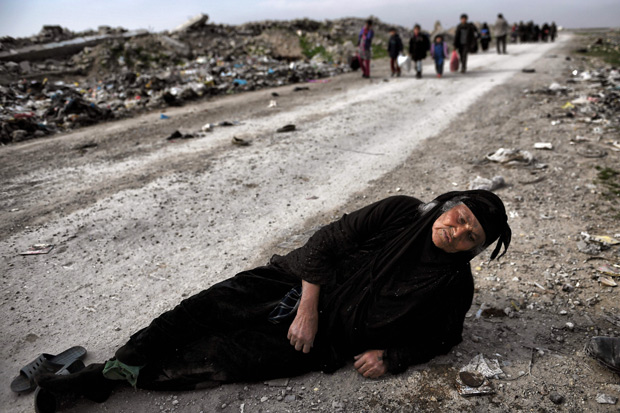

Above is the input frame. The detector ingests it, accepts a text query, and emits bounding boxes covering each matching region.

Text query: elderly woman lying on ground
[34,190,511,411]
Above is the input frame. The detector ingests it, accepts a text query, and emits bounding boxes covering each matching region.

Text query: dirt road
[3,34,620,412]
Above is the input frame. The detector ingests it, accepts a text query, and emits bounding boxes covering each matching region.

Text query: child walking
[430,35,449,78]
[387,28,403,77]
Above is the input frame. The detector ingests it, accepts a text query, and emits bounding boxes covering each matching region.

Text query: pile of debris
[525,33,620,157]
[1,14,407,144]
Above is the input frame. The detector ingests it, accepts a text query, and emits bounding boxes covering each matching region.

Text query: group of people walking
[511,21,558,43]
[358,13,555,79]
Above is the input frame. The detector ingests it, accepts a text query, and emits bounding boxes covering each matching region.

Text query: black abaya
[122,195,479,389]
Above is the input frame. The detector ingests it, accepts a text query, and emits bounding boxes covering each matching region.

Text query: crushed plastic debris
[486,148,546,169]
[597,263,620,277]
[468,175,505,191]
[20,244,55,255]
[533,142,553,150]
[455,354,504,396]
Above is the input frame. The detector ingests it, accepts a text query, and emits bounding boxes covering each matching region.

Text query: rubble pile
[0,15,405,144]
[525,35,620,156]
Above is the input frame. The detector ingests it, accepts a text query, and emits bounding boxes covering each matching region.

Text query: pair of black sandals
[10,346,87,413]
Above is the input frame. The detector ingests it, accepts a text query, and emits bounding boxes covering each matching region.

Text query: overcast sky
[1,0,618,38]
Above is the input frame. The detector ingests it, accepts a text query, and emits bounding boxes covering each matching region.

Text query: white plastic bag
[397,54,411,72]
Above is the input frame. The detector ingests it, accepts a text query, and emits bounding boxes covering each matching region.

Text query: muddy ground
[2,33,620,412]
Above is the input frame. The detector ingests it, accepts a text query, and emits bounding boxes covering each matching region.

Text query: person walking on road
[550,22,557,42]
[430,34,449,78]
[453,14,478,73]
[480,23,492,51]
[387,28,404,77]
[494,13,509,54]
[409,24,430,79]
[357,20,374,78]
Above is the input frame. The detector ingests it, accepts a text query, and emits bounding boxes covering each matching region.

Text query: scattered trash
[596,394,618,405]
[276,124,296,133]
[20,244,55,255]
[549,393,564,405]
[231,137,250,146]
[166,130,194,140]
[1,17,357,144]
[268,100,277,108]
[597,263,620,277]
[562,102,575,110]
[397,54,411,72]
[576,144,606,158]
[600,277,617,287]
[455,354,503,396]
[160,114,170,119]
[202,123,214,132]
[468,175,505,191]
[533,142,553,150]
[589,235,620,246]
[486,148,545,168]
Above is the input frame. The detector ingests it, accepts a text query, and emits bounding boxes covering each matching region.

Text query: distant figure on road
[541,23,550,42]
[409,24,430,79]
[550,22,558,42]
[453,14,479,73]
[357,19,374,78]
[495,13,510,54]
[510,23,518,43]
[480,23,492,51]
[430,34,449,78]
[387,27,404,77]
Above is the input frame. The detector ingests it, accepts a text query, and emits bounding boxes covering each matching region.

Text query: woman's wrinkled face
[432,204,486,253]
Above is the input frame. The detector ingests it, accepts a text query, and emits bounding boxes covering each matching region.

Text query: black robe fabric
[123,195,474,390]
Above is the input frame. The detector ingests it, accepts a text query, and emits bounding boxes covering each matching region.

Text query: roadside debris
[597,263,620,277]
[166,130,194,140]
[468,175,505,191]
[596,394,618,405]
[276,124,296,133]
[455,354,503,396]
[231,136,250,146]
[533,142,553,150]
[486,148,546,169]
[20,244,54,255]
[1,16,386,144]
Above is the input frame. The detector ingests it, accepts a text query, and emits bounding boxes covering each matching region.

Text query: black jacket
[409,33,430,60]
[454,22,479,51]
[387,34,404,59]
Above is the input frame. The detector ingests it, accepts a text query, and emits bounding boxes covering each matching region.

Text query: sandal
[10,346,86,394]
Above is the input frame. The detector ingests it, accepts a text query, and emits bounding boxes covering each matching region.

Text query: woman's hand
[287,281,320,353]
[287,306,318,353]
[354,350,387,378]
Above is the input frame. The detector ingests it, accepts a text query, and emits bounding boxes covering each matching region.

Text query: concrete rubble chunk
[173,13,209,33]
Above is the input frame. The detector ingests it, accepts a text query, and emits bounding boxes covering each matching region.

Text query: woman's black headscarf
[435,190,511,260]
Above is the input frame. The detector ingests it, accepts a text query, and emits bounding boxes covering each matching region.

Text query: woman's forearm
[298,280,320,313]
